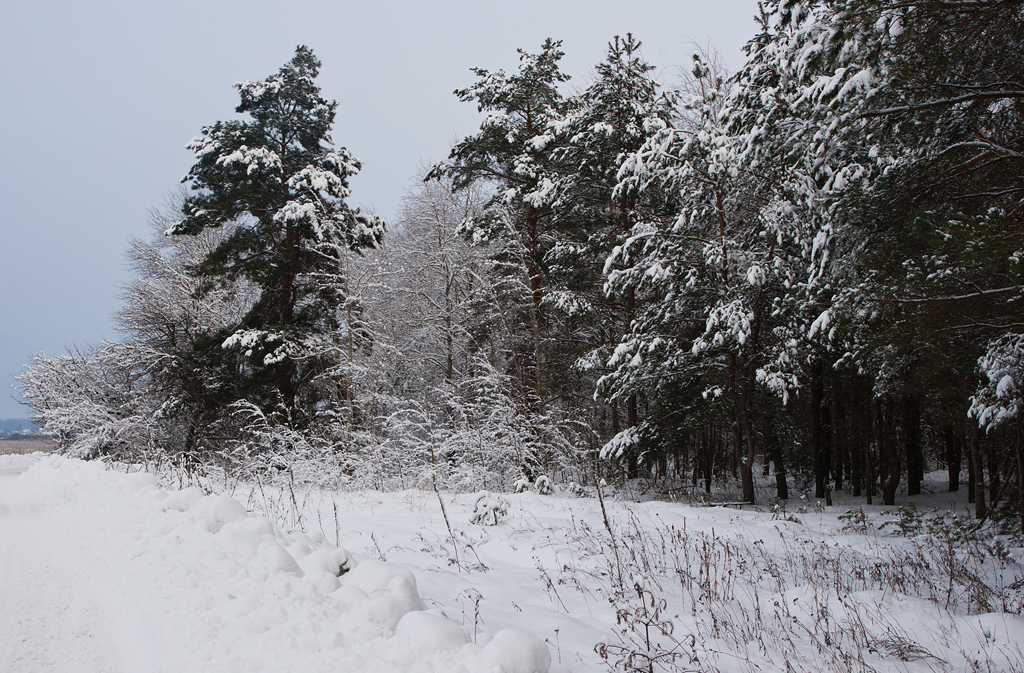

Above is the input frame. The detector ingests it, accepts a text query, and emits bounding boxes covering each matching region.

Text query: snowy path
[0,457,157,673]
[0,455,560,673]
[1,507,125,673]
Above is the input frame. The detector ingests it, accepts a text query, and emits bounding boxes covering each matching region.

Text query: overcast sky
[0,0,760,419]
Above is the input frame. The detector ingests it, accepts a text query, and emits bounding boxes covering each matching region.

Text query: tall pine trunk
[905,396,923,496]
[987,441,1000,504]
[811,360,826,498]
[971,428,986,519]
[766,420,788,500]
[944,427,961,492]
[1017,418,1024,534]
[879,398,900,506]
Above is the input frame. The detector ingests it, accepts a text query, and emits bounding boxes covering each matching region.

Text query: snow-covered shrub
[371,362,585,493]
[470,491,509,526]
[513,477,531,493]
[970,333,1024,430]
[225,401,359,490]
[534,475,553,495]
[19,345,163,462]
[567,481,590,498]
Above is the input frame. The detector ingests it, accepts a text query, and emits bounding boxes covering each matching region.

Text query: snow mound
[300,547,353,576]
[120,471,159,493]
[259,541,304,575]
[351,594,418,635]
[479,629,552,673]
[393,610,470,655]
[161,485,204,511]
[190,494,249,532]
[214,525,275,556]
[341,558,424,608]
[333,583,370,606]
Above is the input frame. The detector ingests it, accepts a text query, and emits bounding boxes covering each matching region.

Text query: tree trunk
[1017,418,1024,534]
[739,406,756,504]
[822,395,833,499]
[704,433,713,495]
[971,428,987,519]
[811,360,826,498]
[905,396,923,496]
[967,431,977,504]
[851,392,863,497]
[987,440,1000,504]
[279,227,297,412]
[692,429,701,488]
[880,399,900,506]
[833,395,844,491]
[865,396,877,504]
[767,422,788,500]
[278,358,297,413]
[626,395,639,479]
[731,420,742,481]
[944,427,961,492]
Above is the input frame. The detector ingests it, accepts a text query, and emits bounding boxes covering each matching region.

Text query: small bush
[470,491,509,526]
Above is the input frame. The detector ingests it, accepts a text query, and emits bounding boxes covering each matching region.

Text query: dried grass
[0,438,55,455]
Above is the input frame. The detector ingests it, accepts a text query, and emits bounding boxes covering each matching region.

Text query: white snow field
[2,453,1023,673]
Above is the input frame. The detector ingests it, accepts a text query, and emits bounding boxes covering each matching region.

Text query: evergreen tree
[428,39,570,405]
[599,51,779,502]
[546,35,675,449]
[171,46,385,420]
[723,0,1024,508]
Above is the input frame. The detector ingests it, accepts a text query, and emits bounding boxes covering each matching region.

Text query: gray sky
[0,0,759,419]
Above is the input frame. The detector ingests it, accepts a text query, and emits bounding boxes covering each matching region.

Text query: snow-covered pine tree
[727,0,1024,509]
[171,46,385,423]
[428,39,570,407]
[545,35,676,456]
[598,50,780,503]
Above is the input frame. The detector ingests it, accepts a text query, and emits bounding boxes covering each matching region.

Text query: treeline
[0,418,36,438]
[20,1,1024,524]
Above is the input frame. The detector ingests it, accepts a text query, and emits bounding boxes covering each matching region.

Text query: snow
[341,559,424,607]
[0,454,556,673]
[216,145,283,175]
[479,629,551,673]
[394,610,470,654]
[2,454,1023,673]
[191,494,250,532]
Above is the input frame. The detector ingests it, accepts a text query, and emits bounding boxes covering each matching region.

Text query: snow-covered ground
[2,453,1023,673]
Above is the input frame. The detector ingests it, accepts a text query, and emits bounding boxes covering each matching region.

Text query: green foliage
[837,508,872,534]
[880,503,927,537]
[172,46,384,420]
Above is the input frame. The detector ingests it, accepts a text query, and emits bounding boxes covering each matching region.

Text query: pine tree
[428,39,570,406]
[599,50,779,501]
[545,35,675,449]
[171,46,385,420]
[725,0,1024,508]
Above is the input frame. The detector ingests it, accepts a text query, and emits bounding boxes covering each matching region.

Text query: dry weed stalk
[541,505,1024,673]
